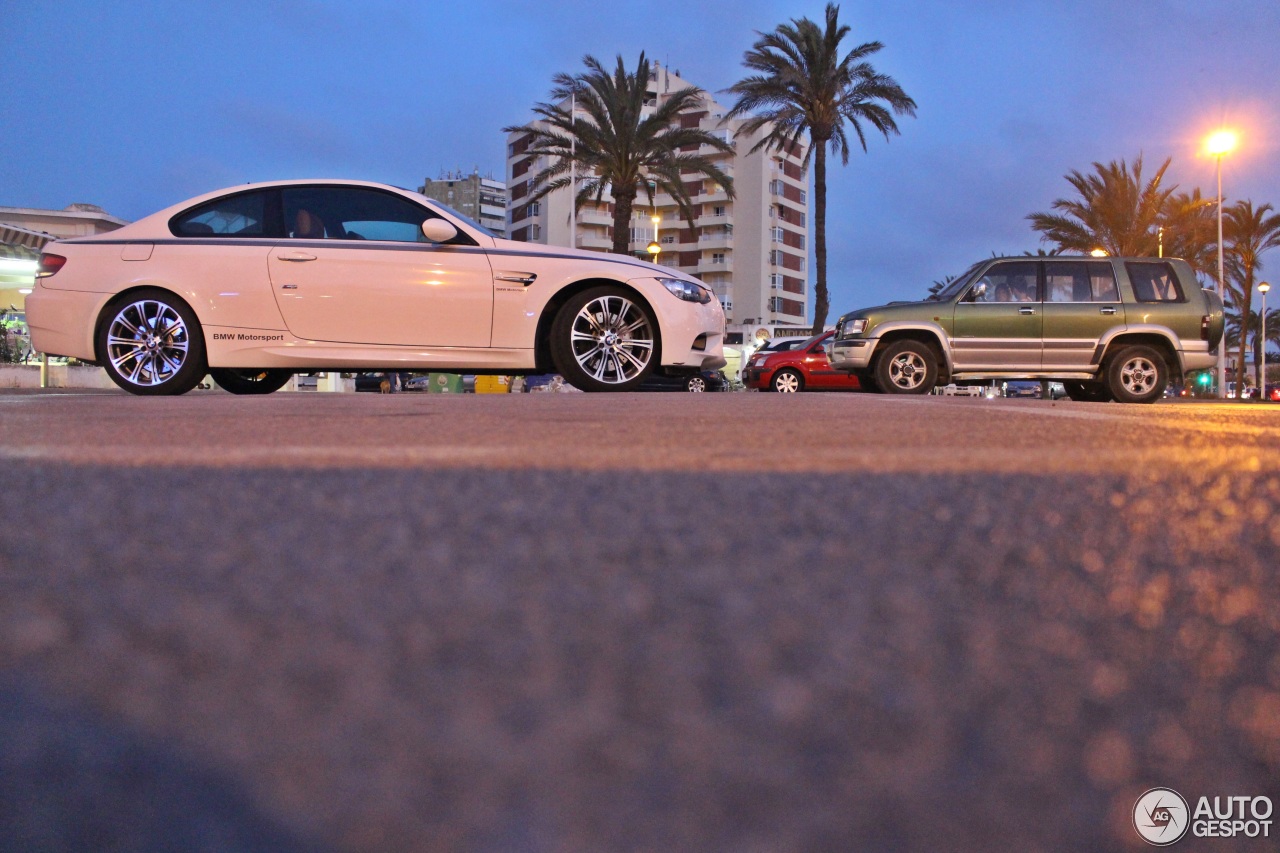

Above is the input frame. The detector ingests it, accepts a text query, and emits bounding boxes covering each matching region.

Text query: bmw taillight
[36,253,67,278]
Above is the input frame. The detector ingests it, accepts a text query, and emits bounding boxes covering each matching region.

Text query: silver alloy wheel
[1119,355,1158,396]
[774,371,801,393]
[569,294,655,385]
[887,351,928,390]
[105,299,191,386]
[687,376,707,392]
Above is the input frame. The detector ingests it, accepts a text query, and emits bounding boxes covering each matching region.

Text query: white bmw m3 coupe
[28,179,726,395]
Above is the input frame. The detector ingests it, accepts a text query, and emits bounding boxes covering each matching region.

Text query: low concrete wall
[0,364,117,389]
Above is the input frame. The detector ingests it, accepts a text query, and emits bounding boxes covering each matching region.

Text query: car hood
[484,236,697,282]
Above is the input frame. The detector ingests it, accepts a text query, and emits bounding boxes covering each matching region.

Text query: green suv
[829,257,1224,403]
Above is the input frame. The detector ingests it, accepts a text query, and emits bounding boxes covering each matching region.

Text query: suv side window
[1126,261,1185,302]
[966,261,1039,303]
[1044,261,1119,302]
[171,190,273,238]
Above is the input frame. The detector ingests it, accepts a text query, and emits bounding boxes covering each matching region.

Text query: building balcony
[578,208,613,226]
[576,233,614,251]
[697,257,733,274]
[699,233,733,249]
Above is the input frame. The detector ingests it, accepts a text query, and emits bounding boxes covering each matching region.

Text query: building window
[711,252,726,264]
[771,226,784,242]
[770,273,781,288]
[712,205,727,217]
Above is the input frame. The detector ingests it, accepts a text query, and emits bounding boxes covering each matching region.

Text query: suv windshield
[929,262,984,301]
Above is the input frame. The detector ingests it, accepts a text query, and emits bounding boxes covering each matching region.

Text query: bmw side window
[1126,262,1184,302]
[171,191,270,237]
[282,186,454,243]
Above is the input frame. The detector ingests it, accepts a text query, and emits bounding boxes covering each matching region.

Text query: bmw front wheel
[551,286,658,392]
[97,289,207,396]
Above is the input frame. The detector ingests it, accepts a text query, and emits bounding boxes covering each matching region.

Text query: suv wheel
[1105,345,1167,404]
[875,340,937,395]
[1062,380,1113,403]
[686,375,707,392]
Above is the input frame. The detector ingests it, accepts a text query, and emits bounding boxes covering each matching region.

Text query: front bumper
[742,365,774,389]
[828,338,876,371]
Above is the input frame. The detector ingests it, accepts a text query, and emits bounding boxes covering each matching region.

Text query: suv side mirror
[421,218,459,243]
[966,282,987,302]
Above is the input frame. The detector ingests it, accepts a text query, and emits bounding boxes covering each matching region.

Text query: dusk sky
[4,0,1278,314]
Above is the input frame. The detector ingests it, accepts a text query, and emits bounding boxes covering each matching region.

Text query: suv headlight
[839,318,868,338]
[659,277,712,304]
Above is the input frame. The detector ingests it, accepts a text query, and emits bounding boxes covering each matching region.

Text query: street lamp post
[1261,281,1272,402]
[647,212,661,263]
[1206,129,1238,399]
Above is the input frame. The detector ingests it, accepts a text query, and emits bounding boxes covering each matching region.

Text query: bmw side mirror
[421,218,459,243]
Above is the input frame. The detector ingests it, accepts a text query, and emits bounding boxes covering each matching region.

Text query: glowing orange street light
[1205,129,1239,157]
[1090,248,1109,257]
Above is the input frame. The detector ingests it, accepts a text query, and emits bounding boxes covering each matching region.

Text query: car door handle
[281,284,298,290]
[1100,306,1117,315]
[1019,306,1036,315]
[278,252,317,262]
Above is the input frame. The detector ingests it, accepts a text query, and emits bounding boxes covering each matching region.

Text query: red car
[743,331,863,392]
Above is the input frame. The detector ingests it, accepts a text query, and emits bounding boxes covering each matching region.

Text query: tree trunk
[811,141,829,336]
[1237,285,1252,396]
[611,188,636,255]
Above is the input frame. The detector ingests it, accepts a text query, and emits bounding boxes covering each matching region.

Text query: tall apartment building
[418,170,507,237]
[505,62,811,327]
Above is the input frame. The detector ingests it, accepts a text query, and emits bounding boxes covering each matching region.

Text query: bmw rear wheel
[551,286,658,392]
[97,289,207,396]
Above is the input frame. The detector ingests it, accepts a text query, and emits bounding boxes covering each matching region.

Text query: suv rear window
[1126,262,1185,302]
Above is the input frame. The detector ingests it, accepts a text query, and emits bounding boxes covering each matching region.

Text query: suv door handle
[1100,306,1117,315]
[278,252,317,262]
[1019,306,1036,315]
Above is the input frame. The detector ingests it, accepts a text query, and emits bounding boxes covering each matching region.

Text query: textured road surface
[2,389,1279,852]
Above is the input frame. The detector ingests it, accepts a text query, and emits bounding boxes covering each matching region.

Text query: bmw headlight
[659,277,712,304]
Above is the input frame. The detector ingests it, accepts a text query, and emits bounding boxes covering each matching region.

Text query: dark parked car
[639,369,726,392]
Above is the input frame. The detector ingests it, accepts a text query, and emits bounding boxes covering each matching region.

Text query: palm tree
[1160,188,1216,279]
[725,3,916,334]
[504,53,734,255]
[1222,200,1280,389]
[1028,155,1177,256]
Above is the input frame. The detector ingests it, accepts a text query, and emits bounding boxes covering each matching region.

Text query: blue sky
[3,0,1278,314]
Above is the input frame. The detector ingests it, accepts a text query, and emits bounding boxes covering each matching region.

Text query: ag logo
[1134,788,1190,845]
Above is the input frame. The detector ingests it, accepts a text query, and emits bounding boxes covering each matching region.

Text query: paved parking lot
[2,390,1279,851]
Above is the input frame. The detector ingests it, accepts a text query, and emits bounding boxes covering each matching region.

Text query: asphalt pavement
[1,389,1278,852]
